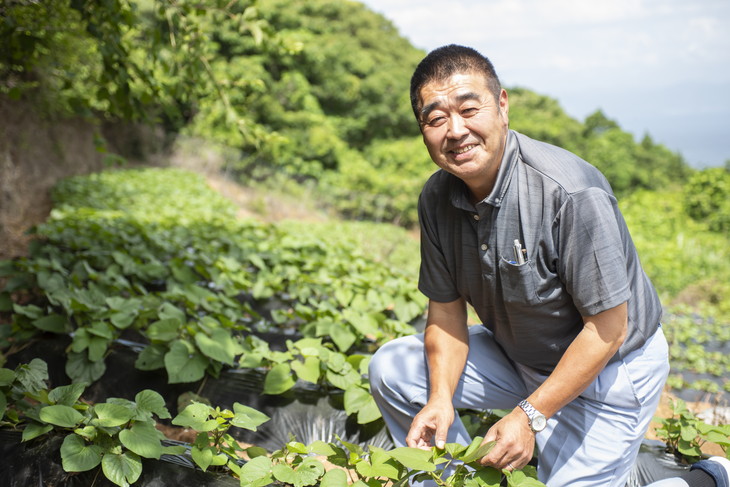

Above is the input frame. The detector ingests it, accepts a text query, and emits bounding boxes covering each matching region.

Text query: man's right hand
[406,398,455,450]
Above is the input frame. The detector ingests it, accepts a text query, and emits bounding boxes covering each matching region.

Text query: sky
[360,0,730,168]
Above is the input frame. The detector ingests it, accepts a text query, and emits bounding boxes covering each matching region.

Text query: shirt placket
[472,204,496,285]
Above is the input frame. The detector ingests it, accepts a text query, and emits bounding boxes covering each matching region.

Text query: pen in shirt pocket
[513,239,526,265]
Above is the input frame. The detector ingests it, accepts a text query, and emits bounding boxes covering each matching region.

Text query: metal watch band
[518,399,546,432]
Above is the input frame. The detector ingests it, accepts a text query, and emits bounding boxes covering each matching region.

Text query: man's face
[418,71,509,198]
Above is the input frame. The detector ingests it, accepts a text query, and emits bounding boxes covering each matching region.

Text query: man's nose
[447,115,469,138]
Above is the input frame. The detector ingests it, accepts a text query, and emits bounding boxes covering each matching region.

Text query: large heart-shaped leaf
[119,421,163,459]
[101,451,142,487]
[60,434,103,472]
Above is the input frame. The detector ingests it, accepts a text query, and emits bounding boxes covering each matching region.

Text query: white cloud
[360,0,730,166]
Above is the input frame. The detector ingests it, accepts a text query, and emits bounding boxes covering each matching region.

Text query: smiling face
[417,71,510,201]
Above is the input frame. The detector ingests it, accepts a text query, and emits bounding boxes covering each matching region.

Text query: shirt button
[473,214,480,221]
[481,244,488,251]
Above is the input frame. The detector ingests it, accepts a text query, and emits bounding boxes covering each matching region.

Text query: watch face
[532,414,547,432]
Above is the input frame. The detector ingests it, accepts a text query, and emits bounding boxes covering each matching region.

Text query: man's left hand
[478,407,535,471]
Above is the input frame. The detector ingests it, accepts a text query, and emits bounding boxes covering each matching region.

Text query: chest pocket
[498,258,544,306]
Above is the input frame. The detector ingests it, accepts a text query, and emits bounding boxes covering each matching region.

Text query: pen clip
[513,239,526,265]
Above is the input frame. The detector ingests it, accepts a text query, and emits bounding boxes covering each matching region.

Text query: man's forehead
[419,72,492,99]
[418,72,494,111]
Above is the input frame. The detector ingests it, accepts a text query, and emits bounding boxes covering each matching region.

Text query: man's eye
[462,107,478,117]
[427,116,446,127]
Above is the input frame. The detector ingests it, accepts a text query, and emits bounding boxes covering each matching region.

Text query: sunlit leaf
[101,451,142,487]
[40,404,84,428]
[263,363,295,395]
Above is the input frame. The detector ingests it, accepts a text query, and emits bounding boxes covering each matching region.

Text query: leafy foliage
[2,359,545,486]
[1,0,698,226]
[0,359,182,487]
[653,398,730,463]
[684,167,730,233]
[0,168,424,422]
[1,0,269,129]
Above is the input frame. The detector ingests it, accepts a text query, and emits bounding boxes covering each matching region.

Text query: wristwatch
[518,400,547,433]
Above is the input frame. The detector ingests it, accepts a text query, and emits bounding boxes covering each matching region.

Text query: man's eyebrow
[420,92,482,120]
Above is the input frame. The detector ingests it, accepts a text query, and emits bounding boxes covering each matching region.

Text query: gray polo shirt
[418,130,662,373]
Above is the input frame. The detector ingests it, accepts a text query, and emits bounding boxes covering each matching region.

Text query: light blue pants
[369,325,670,487]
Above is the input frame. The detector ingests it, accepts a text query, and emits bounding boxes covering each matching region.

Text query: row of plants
[2,167,727,408]
[3,358,728,487]
[0,167,728,487]
[1,358,545,487]
[0,168,425,424]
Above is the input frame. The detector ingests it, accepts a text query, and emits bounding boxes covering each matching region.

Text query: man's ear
[499,88,510,125]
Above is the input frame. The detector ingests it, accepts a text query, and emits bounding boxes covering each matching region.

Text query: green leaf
[32,314,67,333]
[445,441,468,459]
[291,357,321,384]
[164,340,208,384]
[172,402,218,432]
[194,328,241,365]
[102,451,143,487]
[110,310,137,329]
[49,383,86,406]
[272,457,324,487]
[505,469,545,486]
[325,368,358,391]
[60,434,103,472]
[15,358,48,394]
[135,344,166,371]
[13,303,44,319]
[92,403,134,428]
[87,335,110,363]
[320,468,348,487]
[66,351,106,384]
[308,440,337,457]
[119,422,163,459]
[680,425,698,442]
[40,404,85,428]
[239,456,274,487]
[263,363,296,395]
[0,368,16,386]
[329,323,357,352]
[146,318,181,342]
[461,437,496,464]
[344,385,371,416]
[135,389,171,419]
[344,310,379,336]
[21,422,54,442]
[472,466,502,486]
[158,302,186,323]
[355,448,400,479]
[191,445,215,472]
[387,447,436,472]
[231,403,270,431]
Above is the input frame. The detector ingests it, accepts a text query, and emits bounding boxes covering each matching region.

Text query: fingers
[406,402,454,450]
[478,413,535,470]
[433,420,449,449]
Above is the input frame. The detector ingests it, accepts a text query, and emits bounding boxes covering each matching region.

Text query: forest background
[1,0,729,398]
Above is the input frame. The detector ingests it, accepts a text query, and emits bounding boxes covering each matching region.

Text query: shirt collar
[449,130,520,211]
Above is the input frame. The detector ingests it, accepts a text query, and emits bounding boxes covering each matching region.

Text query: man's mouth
[451,144,477,155]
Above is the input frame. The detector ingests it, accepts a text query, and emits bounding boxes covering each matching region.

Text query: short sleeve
[556,188,631,316]
[417,191,461,303]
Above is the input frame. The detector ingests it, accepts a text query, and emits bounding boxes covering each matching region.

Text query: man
[368,44,671,487]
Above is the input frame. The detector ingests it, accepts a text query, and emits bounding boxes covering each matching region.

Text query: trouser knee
[368,335,424,400]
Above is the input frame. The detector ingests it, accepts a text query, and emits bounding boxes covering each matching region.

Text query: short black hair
[410,44,502,122]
